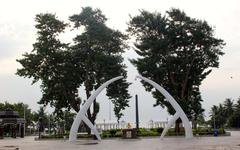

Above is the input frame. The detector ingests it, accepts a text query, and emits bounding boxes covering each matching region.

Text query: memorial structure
[69,75,193,142]
[135,76,193,139]
[69,76,123,141]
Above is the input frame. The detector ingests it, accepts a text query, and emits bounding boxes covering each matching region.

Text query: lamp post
[135,94,139,129]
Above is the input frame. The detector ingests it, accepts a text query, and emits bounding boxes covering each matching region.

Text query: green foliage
[16,13,82,115]
[149,127,164,134]
[101,131,110,138]
[127,8,225,124]
[109,129,117,137]
[224,98,234,117]
[16,7,131,124]
[228,98,240,128]
[115,130,123,137]
[218,128,225,134]
[137,128,159,136]
[228,112,240,128]
[32,106,48,132]
[101,129,122,138]
[210,104,226,128]
[70,7,131,124]
[157,127,164,133]
[101,128,163,138]
[192,127,226,135]
[210,97,240,128]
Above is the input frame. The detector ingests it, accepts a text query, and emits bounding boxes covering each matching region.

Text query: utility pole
[135,94,139,129]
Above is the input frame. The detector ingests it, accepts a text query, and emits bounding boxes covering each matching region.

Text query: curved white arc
[80,76,123,114]
[82,115,101,140]
[136,75,193,139]
[160,113,180,140]
[69,76,123,142]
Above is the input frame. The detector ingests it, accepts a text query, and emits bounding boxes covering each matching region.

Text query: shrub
[109,129,117,137]
[137,128,158,136]
[157,127,164,134]
[218,128,225,134]
[115,131,123,137]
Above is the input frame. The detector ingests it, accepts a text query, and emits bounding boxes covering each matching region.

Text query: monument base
[122,128,137,139]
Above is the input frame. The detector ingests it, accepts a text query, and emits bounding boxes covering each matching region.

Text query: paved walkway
[0,131,240,150]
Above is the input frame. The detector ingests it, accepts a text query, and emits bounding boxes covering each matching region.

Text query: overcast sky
[0,0,240,126]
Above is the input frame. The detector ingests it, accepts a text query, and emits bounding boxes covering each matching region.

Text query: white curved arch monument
[69,75,192,142]
[69,76,123,142]
[135,75,193,139]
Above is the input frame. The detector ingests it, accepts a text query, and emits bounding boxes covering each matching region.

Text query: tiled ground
[0,131,240,150]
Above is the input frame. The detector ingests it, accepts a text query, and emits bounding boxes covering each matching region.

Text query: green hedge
[41,132,93,139]
[137,128,160,136]
[101,129,122,138]
[166,127,226,136]
[40,127,227,139]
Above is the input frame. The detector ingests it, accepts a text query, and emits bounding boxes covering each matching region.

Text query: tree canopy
[69,7,131,123]
[16,7,131,124]
[210,98,240,128]
[127,8,225,125]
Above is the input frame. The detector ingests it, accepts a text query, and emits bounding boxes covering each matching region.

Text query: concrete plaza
[0,131,240,150]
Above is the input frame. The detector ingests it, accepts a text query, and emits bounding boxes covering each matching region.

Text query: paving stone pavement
[0,131,240,150]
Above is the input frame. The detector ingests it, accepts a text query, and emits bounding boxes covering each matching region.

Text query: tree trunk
[192,117,197,129]
[175,118,182,134]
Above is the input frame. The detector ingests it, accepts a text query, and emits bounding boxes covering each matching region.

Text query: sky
[0,0,240,126]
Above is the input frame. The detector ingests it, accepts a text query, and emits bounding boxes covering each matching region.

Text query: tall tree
[223,98,234,126]
[228,97,240,128]
[16,13,83,115]
[32,106,48,132]
[128,8,225,130]
[69,7,131,124]
[190,89,205,128]
[235,98,240,112]
[210,104,227,128]
[16,8,131,127]
[223,98,234,116]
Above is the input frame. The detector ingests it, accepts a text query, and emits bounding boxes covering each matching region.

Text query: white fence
[96,120,169,130]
